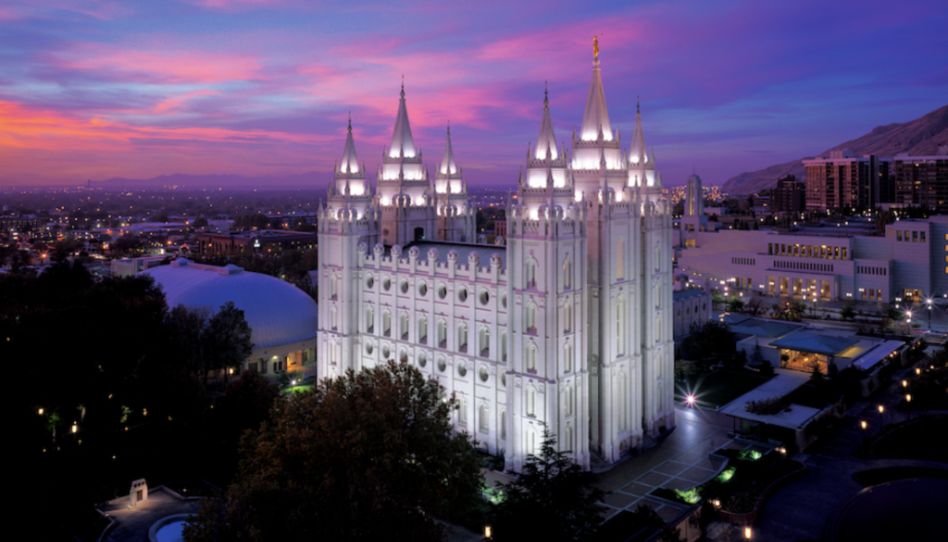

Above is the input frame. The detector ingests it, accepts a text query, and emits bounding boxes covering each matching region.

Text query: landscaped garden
[652,447,804,520]
[676,320,773,408]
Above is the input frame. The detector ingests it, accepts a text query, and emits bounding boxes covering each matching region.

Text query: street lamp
[685,393,697,407]
[859,419,868,430]
[926,298,933,328]
[877,404,885,414]
[743,526,753,540]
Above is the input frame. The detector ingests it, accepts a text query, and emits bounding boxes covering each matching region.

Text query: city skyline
[1,0,947,187]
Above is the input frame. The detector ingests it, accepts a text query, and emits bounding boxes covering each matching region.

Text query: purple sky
[1,0,947,187]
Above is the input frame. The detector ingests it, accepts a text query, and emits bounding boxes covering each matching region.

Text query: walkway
[596,406,735,522]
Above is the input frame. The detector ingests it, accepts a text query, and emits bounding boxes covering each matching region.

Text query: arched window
[457,323,468,353]
[382,310,391,337]
[365,306,374,333]
[330,306,338,331]
[564,340,573,373]
[525,258,537,289]
[479,327,490,358]
[562,256,572,290]
[437,320,447,348]
[526,344,537,373]
[478,404,489,433]
[615,242,624,281]
[500,409,506,440]
[399,313,409,340]
[501,332,508,362]
[418,316,428,344]
[616,300,626,356]
[561,302,572,333]
[526,386,536,417]
[458,398,467,427]
[525,302,537,333]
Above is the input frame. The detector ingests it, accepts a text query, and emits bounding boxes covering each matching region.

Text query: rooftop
[772,330,860,356]
[719,370,821,430]
[724,314,804,338]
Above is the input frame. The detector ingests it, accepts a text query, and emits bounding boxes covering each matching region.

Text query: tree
[727,298,745,313]
[679,321,736,369]
[491,429,604,542]
[841,302,856,321]
[185,362,483,542]
[201,301,253,383]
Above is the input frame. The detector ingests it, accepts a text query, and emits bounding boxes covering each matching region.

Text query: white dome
[143,259,316,349]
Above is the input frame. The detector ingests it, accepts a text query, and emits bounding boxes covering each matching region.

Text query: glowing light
[877,404,885,414]
[901,379,908,388]
[905,393,912,403]
[743,526,753,540]
[685,393,697,407]
[37,407,44,416]
[71,422,78,434]
[859,420,868,430]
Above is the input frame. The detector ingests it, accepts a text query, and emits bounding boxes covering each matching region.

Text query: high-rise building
[316,40,675,471]
[771,175,806,214]
[803,150,892,211]
[893,151,948,211]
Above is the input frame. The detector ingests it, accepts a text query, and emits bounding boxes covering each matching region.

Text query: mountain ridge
[723,104,948,195]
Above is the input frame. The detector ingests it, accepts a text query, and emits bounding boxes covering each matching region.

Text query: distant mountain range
[89,172,326,190]
[723,104,948,195]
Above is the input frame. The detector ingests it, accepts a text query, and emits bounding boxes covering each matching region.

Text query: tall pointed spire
[387,79,417,159]
[534,82,559,160]
[580,35,613,142]
[629,98,648,165]
[439,123,458,176]
[338,111,360,175]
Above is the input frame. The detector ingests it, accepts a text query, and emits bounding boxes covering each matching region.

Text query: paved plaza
[596,406,736,521]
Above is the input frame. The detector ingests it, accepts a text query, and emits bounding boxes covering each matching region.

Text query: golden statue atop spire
[593,35,599,62]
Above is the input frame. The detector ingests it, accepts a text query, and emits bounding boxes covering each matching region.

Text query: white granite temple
[317,40,675,471]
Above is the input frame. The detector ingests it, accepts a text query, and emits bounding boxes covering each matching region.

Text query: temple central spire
[387,79,417,159]
[580,36,612,142]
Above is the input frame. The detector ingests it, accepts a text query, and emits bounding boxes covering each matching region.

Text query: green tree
[201,301,253,383]
[185,362,483,542]
[679,321,736,369]
[492,429,604,542]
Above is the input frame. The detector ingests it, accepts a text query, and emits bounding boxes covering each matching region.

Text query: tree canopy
[185,361,483,542]
[491,430,604,542]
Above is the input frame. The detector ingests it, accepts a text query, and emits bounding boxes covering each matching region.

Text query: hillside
[723,104,948,195]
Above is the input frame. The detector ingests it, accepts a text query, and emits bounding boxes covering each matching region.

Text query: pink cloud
[152,89,221,113]
[185,0,287,11]
[53,45,261,83]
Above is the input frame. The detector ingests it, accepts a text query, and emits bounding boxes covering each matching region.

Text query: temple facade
[317,41,674,471]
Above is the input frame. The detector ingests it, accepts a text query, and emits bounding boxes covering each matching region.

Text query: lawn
[675,368,771,408]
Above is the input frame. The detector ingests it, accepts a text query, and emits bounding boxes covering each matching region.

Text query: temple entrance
[414,227,425,241]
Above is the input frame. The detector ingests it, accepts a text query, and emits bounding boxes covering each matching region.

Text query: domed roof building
[144,258,317,378]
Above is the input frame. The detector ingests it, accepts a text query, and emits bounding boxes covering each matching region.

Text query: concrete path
[596,406,736,522]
